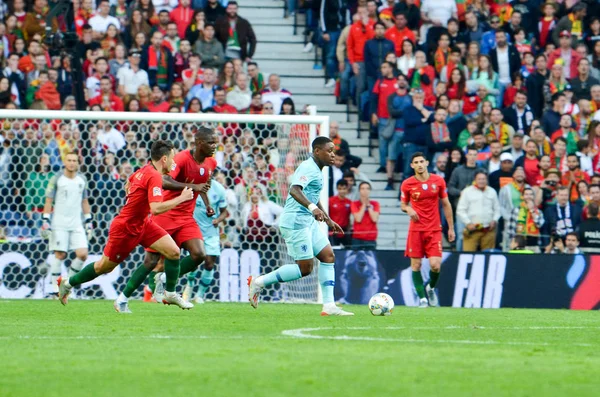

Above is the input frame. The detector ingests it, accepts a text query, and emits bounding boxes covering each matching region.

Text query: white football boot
[57,277,72,306]
[247,276,262,309]
[320,303,354,316]
[425,284,439,307]
[419,297,428,308]
[162,291,194,310]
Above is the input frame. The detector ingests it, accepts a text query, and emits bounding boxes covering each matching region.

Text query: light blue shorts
[280,221,330,261]
[204,235,221,257]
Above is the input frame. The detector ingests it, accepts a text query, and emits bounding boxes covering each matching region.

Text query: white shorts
[49,229,88,252]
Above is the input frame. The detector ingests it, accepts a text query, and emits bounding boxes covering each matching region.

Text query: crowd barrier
[333,250,600,310]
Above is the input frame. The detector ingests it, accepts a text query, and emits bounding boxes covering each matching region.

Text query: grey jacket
[448,165,482,203]
[194,38,225,69]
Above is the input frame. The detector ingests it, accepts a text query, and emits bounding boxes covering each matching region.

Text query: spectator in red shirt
[329,178,353,247]
[146,85,170,112]
[562,154,591,203]
[351,182,380,250]
[548,30,583,80]
[170,0,194,39]
[347,5,375,104]
[213,87,237,114]
[87,76,124,112]
[515,140,541,186]
[385,11,416,56]
[182,53,204,91]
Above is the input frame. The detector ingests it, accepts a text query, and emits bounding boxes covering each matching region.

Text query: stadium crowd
[0,0,380,251]
[311,0,600,253]
[1,0,600,254]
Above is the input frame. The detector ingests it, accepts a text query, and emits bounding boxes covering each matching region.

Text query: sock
[429,270,440,288]
[318,262,335,304]
[256,264,302,287]
[117,292,127,303]
[412,271,425,299]
[179,255,200,276]
[164,258,180,292]
[69,258,84,278]
[148,271,157,292]
[187,271,197,288]
[49,256,63,292]
[69,263,99,288]
[123,265,153,298]
[198,268,214,297]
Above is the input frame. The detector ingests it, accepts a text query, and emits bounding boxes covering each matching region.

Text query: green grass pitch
[0,300,599,397]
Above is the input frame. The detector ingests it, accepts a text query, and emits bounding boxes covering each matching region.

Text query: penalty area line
[281,327,595,347]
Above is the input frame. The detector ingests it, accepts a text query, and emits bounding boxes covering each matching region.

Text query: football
[368,293,395,316]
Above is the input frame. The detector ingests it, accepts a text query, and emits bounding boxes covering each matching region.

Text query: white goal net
[0,109,329,303]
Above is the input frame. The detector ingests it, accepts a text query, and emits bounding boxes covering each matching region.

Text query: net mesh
[0,112,323,303]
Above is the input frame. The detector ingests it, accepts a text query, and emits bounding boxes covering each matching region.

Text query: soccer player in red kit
[131,126,218,304]
[400,152,455,308]
[57,140,194,312]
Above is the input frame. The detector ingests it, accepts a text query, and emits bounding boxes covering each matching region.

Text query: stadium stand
[1,0,600,255]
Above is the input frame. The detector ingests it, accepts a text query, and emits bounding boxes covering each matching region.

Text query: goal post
[0,109,330,303]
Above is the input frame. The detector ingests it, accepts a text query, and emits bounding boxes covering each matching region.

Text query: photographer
[545,232,582,254]
[535,168,561,211]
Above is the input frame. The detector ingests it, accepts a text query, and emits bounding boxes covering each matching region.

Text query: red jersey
[329,195,352,230]
[162,150,217,217]
[115,163,164,233]
[372,77,396,118]
[401,174,447,232]
[182,68,204,86]
[351,200,380,241]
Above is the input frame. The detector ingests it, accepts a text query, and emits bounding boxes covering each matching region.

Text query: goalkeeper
[183,172,229,303]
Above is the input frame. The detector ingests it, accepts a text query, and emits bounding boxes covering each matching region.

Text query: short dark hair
[95,56,108,64]
[515,89,527,97]
[150,140,174,161]
[247,62,258,68]
[228,0,238,6]
[589,184,600,192]
[577,139,589,152]
[411,152,426,162]
[359,181,371,190]
[589,202,599,217]
[336,179,349,188]
[343,170,355,180]
[312,136,332,151]
[195,126,215,141]
[551,92,566,104]
[472,130,484,136]
[555,137,567,145]
[374,21,386,30]
[474,171,488,179]
[334,149,346,157]
[566,232,579,241]
[466,145,478,153]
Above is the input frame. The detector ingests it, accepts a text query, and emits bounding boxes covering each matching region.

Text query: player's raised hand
[406,207,419,222]
[312,207,326,222]
[180,187,194,202]
[206,206,215,217]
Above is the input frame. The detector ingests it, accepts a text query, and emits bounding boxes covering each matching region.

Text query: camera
[546,180,557,187]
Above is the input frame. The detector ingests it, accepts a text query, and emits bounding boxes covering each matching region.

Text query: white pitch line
[281,327,596,347]
[383,326,600,330]
[0,335,283,341]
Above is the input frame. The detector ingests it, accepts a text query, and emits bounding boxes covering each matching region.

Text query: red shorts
[104,218,168,263]
[145,214,202,252]
[405,230,442,259]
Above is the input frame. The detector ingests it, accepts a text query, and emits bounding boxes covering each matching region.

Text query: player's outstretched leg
[59,256,118,306]
[317,246,353,316]
[248,264,302,308]
[410,259,428,308]
[425,257,441,307]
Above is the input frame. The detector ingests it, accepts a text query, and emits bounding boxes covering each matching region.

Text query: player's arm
[400,184,419,222]
[162,175,210,194]
[318,201,344,234]
[200,191,215,217]
[150,187,194,215]
[212,206,229,226]
[43,197,53,216]
[290,185,326,222]
[441,196,455,242]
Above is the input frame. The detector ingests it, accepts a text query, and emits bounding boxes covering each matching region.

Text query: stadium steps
[240,0,409,249]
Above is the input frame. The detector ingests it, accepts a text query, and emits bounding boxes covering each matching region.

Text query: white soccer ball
[368,293,395,316]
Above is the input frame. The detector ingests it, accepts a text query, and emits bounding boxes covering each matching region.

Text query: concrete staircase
[239,0,409,249]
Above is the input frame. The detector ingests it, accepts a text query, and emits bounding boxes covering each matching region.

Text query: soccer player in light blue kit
[248,137,354,316]
[184,174,229,303]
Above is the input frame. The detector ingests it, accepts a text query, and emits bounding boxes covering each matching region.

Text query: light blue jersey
[193,180,227,239]
[279,157,323,230]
